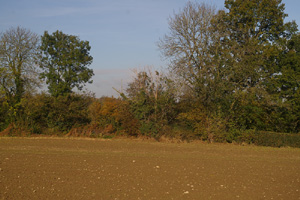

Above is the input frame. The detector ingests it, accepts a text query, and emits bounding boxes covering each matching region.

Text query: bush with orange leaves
[88,97,139,136]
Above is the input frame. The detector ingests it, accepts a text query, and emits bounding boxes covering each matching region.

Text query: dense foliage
[40,30,94,97]
[158,0,300,143]
[0,1,299,147]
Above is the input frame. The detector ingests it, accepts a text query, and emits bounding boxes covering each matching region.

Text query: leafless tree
[0,27,41,104]
[158,2,217,95]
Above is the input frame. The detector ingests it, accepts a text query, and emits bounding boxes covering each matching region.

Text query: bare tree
[0,27,41,104]
[158,2,217,96]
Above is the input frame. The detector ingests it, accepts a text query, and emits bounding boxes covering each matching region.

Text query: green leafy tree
[276,32,300,100]
[224,0,287,43]
[159,0,298,140]
[40,30,94,97]
[213,0,295,131]
[221,0,287,86]
[273,32,300,132]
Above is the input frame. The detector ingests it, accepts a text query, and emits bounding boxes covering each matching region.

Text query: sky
[1,0,300,97]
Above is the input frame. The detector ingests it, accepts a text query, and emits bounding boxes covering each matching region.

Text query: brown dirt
[0,137,300,200]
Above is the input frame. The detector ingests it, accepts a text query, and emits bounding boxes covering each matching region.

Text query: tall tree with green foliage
[272,31,300,132]
[159,0,299,137]
[220,0,288,87]
[40,30,94,97]
[213,0,297,131]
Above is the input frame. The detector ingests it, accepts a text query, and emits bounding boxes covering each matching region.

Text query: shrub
[254,131,300,148]
[0,98,10,132]
[7,93,93,135]
[88,97,140,136]
[46,94,92,133]
[66,124,102,138]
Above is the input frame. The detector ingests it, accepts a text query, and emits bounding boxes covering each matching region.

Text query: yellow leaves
[88,101,102,124]
[87,97,139,136]
[177,106,206,122]
[88,97,123,122]
[101,98,119,116]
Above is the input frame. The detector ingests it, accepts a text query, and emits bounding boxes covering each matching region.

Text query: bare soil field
[0,137,300,200]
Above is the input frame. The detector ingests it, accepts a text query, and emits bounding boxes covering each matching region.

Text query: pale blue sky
[1,0,299,97]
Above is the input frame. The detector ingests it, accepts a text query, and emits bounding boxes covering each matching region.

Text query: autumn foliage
[1,0,300,147]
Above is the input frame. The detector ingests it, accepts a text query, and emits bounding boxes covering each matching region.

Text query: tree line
[0,0,300,147]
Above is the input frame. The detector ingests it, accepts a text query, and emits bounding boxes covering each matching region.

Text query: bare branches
[158,2,216,69]
[158,2,222,104]
[0,27,41,103]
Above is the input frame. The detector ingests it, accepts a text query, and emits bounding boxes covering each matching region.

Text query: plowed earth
[0,137,300,200]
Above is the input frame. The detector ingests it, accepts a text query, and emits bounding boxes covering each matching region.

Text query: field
[0,137,300,200]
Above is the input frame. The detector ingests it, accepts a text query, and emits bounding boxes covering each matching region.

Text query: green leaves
[224,0,286,43]
[40,30,94,97]
[159,0,300,137]
[123,68,177,136]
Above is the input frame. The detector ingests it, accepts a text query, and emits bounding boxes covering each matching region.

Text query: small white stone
[184,191,189,194]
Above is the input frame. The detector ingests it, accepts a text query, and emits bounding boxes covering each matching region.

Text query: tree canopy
[40,30,94,97]
[158,0,299,134]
